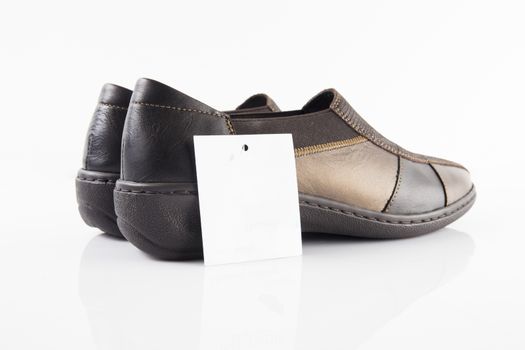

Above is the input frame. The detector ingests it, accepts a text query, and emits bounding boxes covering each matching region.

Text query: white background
[1,0,524,349]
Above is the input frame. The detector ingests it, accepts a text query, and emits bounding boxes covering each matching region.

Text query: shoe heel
[76,170,121,237]
[114,182,203,260]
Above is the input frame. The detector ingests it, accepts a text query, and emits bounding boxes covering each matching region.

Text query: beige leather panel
[432,164,472,205]
[296,141,398,211]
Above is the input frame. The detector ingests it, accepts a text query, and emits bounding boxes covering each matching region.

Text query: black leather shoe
[76,83,280,237]
[115,78,475,259]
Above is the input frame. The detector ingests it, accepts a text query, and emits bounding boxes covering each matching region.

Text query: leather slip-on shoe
[115,78,476,260]
[76,83,280,238]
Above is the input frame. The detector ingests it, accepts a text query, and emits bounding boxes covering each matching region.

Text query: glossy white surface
[1,0,524,348]
[78,229,472,350]
[1,186,524,349]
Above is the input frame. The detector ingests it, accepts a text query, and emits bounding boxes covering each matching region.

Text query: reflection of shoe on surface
[298,229,474,349]
[79,229,473,350]
[79,234,205,349]
[115,78,476,259]
[75,83,280,238]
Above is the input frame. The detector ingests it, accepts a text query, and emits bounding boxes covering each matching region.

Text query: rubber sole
[299,187,476,239]
[114,182,203,260]
[76,169,123,238]
[114,180,476,260]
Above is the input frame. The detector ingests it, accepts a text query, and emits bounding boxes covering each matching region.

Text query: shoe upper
[121,79,473,216]
[81,82,280,175]
[233,89,473,214]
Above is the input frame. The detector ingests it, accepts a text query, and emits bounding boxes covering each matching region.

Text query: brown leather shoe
[76,83,280,238]
[114,79,475,259]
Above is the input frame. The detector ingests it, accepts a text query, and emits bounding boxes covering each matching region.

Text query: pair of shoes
[77,78,476,260]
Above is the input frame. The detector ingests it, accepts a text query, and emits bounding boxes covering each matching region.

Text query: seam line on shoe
[294,136,367,157]
[99,102,128,110]
[330,93,464,169]
[131,101,235,134]
[115,188,197,195]
[430,163,448,206]
[383,155,402,213]
[85,133,93,169]
[300,190,475,225]
[78,177,116,184]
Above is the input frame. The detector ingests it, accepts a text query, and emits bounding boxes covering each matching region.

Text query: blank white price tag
[194,134,302,265]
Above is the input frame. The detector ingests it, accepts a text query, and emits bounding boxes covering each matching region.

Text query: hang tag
[194,134,302,265]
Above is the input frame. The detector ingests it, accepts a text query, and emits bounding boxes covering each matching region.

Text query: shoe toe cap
[385,158,473,215]
[432,163,473,205]
[385,159,444,214]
